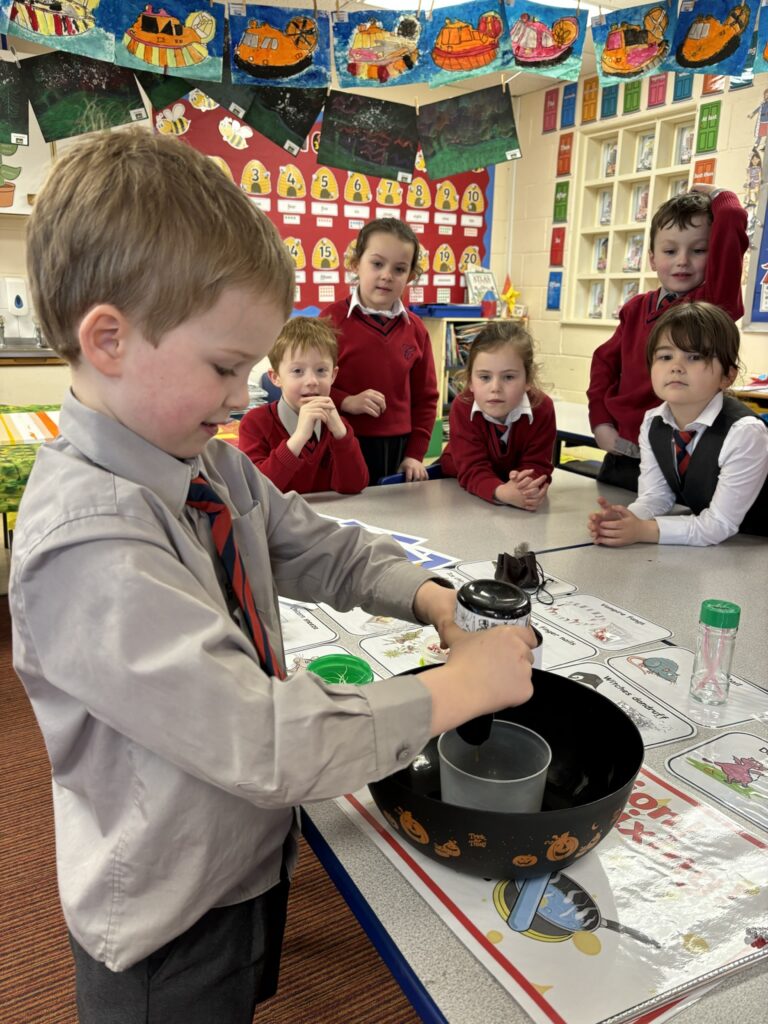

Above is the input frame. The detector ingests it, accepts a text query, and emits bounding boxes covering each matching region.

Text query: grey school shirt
[9,391,433,971]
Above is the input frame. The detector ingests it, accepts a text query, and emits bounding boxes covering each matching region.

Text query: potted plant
[0,143,22,208]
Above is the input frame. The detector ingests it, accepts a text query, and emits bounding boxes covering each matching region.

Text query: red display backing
[169,98,493,311]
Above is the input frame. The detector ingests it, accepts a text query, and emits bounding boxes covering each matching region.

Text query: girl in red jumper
[322,218,439,483]
[441,322,556,509]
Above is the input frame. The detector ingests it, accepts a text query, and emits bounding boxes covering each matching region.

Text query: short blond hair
[27,129,295,363]
[268,317,338,371]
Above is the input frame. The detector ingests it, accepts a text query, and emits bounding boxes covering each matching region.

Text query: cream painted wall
[488,73,768,403]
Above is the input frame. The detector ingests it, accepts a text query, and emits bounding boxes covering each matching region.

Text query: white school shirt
[347,285,409,320]
[628,392,768,546]
[470,393,534,445]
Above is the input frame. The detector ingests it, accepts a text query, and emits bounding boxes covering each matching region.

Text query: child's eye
[687,353,702,361]
[214,365,236,377]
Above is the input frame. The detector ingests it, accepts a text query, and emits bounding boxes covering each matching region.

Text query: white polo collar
[348,286,409,320]
[470,393,533,443]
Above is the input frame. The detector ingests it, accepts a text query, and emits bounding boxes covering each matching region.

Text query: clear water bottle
[689,600,740,706]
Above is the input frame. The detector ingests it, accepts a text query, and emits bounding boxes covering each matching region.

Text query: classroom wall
[488,73,768,403]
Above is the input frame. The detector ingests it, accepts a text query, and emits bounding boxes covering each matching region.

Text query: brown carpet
[0,596,420,1024]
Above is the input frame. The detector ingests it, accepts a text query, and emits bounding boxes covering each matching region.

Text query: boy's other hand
[420,626,536,736]
[413,579,457,648]
[588,496,658,546]
[689,182,716,197]
[341,390,386,417]
[593,423,620,453]
[323,402,348,439]
[399,457,429,482]
[287,398,334,455]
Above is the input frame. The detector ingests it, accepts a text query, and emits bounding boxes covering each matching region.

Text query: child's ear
[723,366,738,389]
[78,304,131,377]
[267,368,281,388]
[331,365,339,384]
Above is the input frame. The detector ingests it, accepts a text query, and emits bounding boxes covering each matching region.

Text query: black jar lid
[456,579,531,620]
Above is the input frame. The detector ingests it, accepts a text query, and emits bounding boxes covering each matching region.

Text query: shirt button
[396,746,411,763]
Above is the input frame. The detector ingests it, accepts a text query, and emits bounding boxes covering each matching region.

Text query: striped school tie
[672,429,696,479]
[492,422,508,452]
[187,475,283,678]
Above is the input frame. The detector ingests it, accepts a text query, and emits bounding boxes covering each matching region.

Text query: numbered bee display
[208,155,234,182]
[241,159,272,195]
[435,181,459,211]
[277,164,307,198]
[433,243,456,274]
[188,89,219,110]
[283,237,307,270]
[376,179,403,206]
[344,173,372,204]
[310,167,340,201]
[461,183,485,213]
[459,245,481,273]
[407,177,431,208]
[155,103,190,136]
[311,238,340,270]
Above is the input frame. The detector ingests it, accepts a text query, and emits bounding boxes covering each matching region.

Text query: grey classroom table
[299,473,768,1024]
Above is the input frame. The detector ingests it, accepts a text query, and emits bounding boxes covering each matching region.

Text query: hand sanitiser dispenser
[6,277,30,317]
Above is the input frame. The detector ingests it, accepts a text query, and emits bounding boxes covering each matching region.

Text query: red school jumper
[322,297,439,462]
[587,191,748,446]
[238,402,369,495]
[441,393,557,503]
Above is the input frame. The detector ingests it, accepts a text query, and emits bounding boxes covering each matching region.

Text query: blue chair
[378,463,443,486]
[260,371,282,403]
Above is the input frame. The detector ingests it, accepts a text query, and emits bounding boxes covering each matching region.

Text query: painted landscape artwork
[244,86,326,155]
[318,91,417,181]
[0,59,29,144]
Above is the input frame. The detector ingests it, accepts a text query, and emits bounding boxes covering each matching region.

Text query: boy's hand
[287,398,334,455]
[593,423,620,453]
[689,182,716,197]
[588,496,659,546]
[324,402,348,439]
[419,626,536,736]
[399,457,429,482]
[341,390,386,417]
[413,580,457,648]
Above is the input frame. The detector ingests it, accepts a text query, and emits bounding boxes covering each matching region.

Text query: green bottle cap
[699,599,740,629]
[307,654,374,685]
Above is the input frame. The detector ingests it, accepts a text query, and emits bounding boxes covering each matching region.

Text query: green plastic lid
[308,654,374,685]
[699,599,740,629]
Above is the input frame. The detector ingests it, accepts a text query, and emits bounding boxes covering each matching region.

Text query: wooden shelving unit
[569,103,697,326]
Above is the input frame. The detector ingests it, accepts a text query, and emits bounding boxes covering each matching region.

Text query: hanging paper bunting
[134,70,192,110]
[318,90,417,182]
[100,0,225,82]
[0,56,30,145]
[228,5,330,89]
[243,86,326,156]
[5,0,115,63]
[503,0,588,82]
[750,2,768,75]
[332,9,428,89]
[591,3,678,87]
[0,4,9,34]
[21,49,147,143]
[664,0,757,76]
[421,0,513,88]
[418,82,521,178]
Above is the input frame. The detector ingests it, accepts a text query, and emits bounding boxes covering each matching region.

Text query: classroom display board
[168,95,494,312]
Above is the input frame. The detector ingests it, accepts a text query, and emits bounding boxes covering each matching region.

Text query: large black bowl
[368,668,644,879]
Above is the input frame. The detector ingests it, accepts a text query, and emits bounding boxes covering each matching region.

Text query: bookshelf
[570,102,697,325]
[421,316,527,418]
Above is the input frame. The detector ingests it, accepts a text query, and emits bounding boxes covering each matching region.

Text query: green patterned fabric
[0,443,40,513]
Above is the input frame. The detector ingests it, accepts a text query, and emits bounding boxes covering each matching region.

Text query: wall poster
[171,93,494,313]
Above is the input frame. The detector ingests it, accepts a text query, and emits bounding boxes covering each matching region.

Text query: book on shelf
[622,233,644,273]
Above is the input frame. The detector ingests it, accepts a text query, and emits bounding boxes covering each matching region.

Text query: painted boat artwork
[123,5,217,69]
[431,10,504,72]
[601,7,669,77]
[508,12,579,68]
[346,16,421,83]
[9,0,96,37]
[677,3,750,68]
[234,16,319,78]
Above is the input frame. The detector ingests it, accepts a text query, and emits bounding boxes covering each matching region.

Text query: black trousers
[357,434,409,483]
[597,452,641,492]
[69,880,290,1024]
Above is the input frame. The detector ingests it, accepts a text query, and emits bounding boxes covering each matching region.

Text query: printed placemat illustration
[456,559,578,605]
[336,769,768,1024]
[317,604,414,637]
[666,732,768,833]
[608,647,768,728]
[279,602,338,652]
[556,661,695,748]
[534,596,671,650]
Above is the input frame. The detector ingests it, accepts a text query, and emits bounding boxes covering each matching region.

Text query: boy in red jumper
[587,183,747,490]
[238,317,368,494]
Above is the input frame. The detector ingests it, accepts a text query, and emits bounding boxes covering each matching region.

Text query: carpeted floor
[0,596,421,1023]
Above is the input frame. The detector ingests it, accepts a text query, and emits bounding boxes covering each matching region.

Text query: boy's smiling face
[89,287,286,458]
[649,215,710,295]
[270,345,337,413]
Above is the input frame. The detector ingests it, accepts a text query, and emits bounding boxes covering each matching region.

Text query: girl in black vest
[588,302,768,546]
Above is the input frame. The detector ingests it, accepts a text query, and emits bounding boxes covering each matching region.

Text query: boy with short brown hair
[239,316,369,494]
[10,129,535,1024]
[587,183,747,490]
